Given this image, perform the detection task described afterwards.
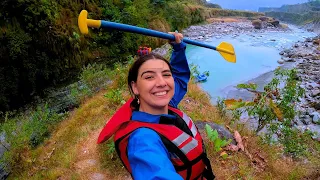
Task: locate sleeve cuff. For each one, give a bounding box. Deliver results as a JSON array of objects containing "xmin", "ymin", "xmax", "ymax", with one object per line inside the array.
[{"xmin": 171, "ymin": 42, "xmax": 187, "ymax": 51}]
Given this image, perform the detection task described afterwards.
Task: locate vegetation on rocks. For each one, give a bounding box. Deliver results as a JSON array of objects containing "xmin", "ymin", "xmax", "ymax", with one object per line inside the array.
[{"xmin": 224, "ymin": 68, "xmax": 319, "ymax": 157}]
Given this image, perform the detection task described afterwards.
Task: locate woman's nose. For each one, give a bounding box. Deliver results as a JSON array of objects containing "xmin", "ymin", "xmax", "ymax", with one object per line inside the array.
[{"xmin": 156, "ymin": 76, "xmax": 167, "ymax": 87}]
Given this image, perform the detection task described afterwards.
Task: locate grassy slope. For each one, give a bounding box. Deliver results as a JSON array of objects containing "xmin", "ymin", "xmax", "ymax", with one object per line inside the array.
[
  {"xmin": 10, "ymin": 65, "xmax": 320, "ymax": 179},
  {"xmin": 3, "ymin": 2, "xmax": 319, "ymax": 179}
]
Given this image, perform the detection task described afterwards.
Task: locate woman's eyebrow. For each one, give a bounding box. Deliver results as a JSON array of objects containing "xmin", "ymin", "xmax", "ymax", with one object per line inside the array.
[
  {"xmin": 141, "ymin": 70, "xmax": 155, "ymax": 77},
  {"xmin": 140, "ymin": 69, "xmax": 171, "ymax": 77},
  {"xmin": 162, "ymin": 69, "xmax": 171, "ymax": 73}
]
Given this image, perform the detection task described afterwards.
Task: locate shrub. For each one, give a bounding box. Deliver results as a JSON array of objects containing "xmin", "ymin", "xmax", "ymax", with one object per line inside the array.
[
  {"xmin": 224, "ymin": 68, "xmax": 308, "ymax": 157},
  {"xmin": 0, "ymin": 104, "xmax": 65, "ymax": 172}
]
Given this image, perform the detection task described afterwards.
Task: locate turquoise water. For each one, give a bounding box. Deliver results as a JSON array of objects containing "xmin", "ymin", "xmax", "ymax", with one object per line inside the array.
[{"xmin": 185, "ymin": 25, "xmax": 316, "ymax": 101}]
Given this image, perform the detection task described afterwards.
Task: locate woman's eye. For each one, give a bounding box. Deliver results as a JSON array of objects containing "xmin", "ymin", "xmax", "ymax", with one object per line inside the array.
[
  {"xmin": 163, "ymin": 74, "xmax": 172, "ymax": 77},
  {"xmin": 145, "ymin": 76, "xmax": 154, "ymax": 79}
]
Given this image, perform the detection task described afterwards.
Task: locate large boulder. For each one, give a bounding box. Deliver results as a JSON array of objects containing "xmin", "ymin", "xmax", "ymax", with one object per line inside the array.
[
  {"xmin": 259, "ymin": 16, "xmax": 268, "ymax": 21},
  {"xmin": 194, "ymin": 121, "xmax": 236, "ymax": 145},
  {"xmin": 313, "ymin": 39, "xmax": 320, "ymax": 45},
  {"xmin": 280, "ymin": 23, "xmax": 288, "ymax": 29},
  {"xmin": 268, "ymin": 20, "xmax": 280, "ymax": 27},
  {"xmin": 252, "ymin": 20, "xmax": 262, "ymax": 29}
]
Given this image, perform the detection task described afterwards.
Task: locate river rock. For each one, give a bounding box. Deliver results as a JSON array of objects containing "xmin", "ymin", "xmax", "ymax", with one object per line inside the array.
[
  {"xmin": 295, "ymin": 124, "xmax": 320, "ymax": 141},
  {"xmin": 269, "ymin": 20, "xmax": 280, "ymax": 27},
  {"xmin": 301, "ymin": 115, "xmax": 313, "ymax": 125},
  {"xmin": 306, "ymin": 38, "xmax": 313, "ymax": 42},
  {"xmin": 312, "ymin": 102, "xmax": 320, "ymax": 110},
  {"xmin": 307, "ymin": 124, "xmax": 320, "ymax": 140},
  {"xmin": 152, "ymin": 43, "xmax": 171, "ymax": 57},
  {"xmin": 306, "ymin": 82, "xmax": 319, "ymax": 89},
  {"xmin": 259, "ymin": 16, "xmax": 268, "ymax": 21},
  {"xmin": 194, "ymin": 121, "xmax": 236, "ymax": 145},
  {"xmin": 283, "ymin": 57, "xmax": 295, "ymax": 62},
  {"xmin": 311, "ymin": 112, "xmax": 320, "ymax": 124},
  {"xmin": 306, "ymin": 108, "xmax": 316, "ymax": 115},
  {"xmin": 252, "ymin": 20, "xmax": 262, "ymax": 29},
  {"xmin": 311, "ymin": 89, "xmax": 320, "ymax": 97},
  {"xmin": 277, "ymin": 59, "xmax": 284, "ymax": 64},
  {"xmin": 313, "ymin": 39, "xmax": 320, "ymax": 45}
]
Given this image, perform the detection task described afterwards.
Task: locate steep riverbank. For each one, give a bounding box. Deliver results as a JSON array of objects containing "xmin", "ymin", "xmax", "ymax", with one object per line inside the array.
[
  {"xmin": 154, "ymin": 17, "xmax": 320, "ymax": 140},
  {"xmin": 3, "ymin": 16, "xmax": 320, "ymax": 180},
  {"xmin": 201, "ymin": 19, "xmax": 320, "ymax": 140},
  {"xmin": 228, "ymin": 35, "xmax": 320, "ymax": 139}
]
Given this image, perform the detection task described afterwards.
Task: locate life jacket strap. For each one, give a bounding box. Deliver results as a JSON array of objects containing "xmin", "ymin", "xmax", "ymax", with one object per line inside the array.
[{"xmin": 202, "ymin": 153, "xmax": 215, "ymax": 180}]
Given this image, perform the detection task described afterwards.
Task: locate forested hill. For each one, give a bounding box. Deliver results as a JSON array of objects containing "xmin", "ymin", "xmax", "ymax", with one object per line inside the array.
[
  {"xmin": 258, "ymin": 0, "xmax": 320, "ymax": 25},
  {"xmin": 0, "ymin": 0, "xmax": 262, "ymax": 112}
]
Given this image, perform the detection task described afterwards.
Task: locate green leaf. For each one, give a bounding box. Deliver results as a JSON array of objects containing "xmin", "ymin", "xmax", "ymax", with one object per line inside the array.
[
  {"xmin": 205, "ymin": 124, "xmax": 218, "ymax": 141},
  {"xmin": 212, "ymin": 130, "xmax": 218, "ymax": 141},
  {"xmin": 205, "ymin": 124, "xmax": 213, "ymax": 139},
  {"xmin": 214, "ymin": 138, "xmax": 222, "ymax": 151},
  {"xmin": 220, "ymin": 139, "xmax": 232, "ymax": 147},
  {"xmin": 220, "ymin": 151, "xmax": 228, "ymax": 159}
]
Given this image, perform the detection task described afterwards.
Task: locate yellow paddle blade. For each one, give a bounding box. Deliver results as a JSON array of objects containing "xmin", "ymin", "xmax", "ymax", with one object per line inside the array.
[{"xmin": 216, "ymin": 42, "xmax": 236, "ymax": 63}]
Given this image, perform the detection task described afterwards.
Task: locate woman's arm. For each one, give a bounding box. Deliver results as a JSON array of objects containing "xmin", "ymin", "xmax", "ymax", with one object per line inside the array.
[
  {"xmin": 128, "ymin": 128, "xmax": 183, "ymax": 180},
  {"xmin": 169, "ymin": 41, "xmax": 190, "ymax": 108}
]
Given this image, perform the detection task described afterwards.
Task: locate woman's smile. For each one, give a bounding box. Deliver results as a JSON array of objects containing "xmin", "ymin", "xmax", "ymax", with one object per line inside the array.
[{"xmin": 153, "ymin": 91, "xmax": 168, "ymax": 96}]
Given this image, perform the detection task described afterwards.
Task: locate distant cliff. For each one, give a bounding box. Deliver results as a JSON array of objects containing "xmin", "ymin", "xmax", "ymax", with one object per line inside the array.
[
  {"xmin": 258, "ymin": 2, "xmax": 314, "ymax": 13},
  {"xmin": 258, "ymin": 1, "xmax": 320, "ymax": 26}
]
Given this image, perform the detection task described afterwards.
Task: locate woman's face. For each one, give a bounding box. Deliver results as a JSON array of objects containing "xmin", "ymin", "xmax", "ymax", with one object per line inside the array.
[{"xmin": 131, "ymin": 59, "xmax": 174, "ymax": 112}]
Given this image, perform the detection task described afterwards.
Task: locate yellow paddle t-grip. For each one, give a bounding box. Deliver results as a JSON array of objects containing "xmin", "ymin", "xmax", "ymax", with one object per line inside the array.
[{"xmin": 78, "ymin": 10, "xmax": 101, "ymax": 34}]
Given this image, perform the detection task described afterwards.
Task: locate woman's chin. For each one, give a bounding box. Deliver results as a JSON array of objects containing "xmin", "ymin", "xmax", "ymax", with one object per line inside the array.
[{"xmin": 152, "ymin": 99, "xmax": 171, "ymax": 108}]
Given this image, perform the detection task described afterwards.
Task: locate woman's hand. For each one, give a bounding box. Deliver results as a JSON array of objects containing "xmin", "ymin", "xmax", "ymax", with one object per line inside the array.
[{"xmin": 168, "ymin": 31, "xmax": 183, "ymax": 44}]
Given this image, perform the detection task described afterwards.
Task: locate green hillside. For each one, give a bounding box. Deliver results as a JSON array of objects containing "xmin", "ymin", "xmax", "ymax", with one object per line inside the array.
[
  {"xmin": 259, "ymin": 0, "xmax": 320, "ymax": 25},
  {"xmin": 0, "ymin": 0, "xmax": 261, "ymax": 112}
]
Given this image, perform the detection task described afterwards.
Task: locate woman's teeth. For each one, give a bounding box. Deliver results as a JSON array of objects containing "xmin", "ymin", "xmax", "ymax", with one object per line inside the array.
[{"xmin": 154, "ymin": 91, "xmax": 167, "ymax": 96}]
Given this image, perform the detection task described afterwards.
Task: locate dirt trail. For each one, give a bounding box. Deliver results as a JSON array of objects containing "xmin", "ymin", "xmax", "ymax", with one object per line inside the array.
[{"xmin": 72, "ymin": 129, "xmax": 131, "ymax": 180}]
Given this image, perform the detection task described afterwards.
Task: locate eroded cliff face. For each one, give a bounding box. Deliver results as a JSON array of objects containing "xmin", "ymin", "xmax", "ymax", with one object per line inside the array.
[{"xmin": 303, "ymin": 22, "xmax": 320, "ymax": 34}]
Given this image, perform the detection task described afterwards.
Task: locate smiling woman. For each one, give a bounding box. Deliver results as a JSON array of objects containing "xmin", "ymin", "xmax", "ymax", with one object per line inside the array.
[
  {"xmin": 97, "ymin": 32, "xmax": 215, "ymax": 180},
  {"xmin": 129, "ymin": 55, "xmax": 175, "ymax": 115}
]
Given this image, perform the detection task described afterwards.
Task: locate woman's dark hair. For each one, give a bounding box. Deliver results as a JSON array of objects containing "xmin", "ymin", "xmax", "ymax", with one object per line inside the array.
[{"xmin": 128, "ymin": 53, "xmax": 172, "ymax": 109}]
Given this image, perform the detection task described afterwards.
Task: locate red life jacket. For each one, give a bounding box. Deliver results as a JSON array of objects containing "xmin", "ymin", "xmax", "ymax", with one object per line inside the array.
[{"xmin": 97, "ymin": 99, "xmax": 215, "ymax": 180}]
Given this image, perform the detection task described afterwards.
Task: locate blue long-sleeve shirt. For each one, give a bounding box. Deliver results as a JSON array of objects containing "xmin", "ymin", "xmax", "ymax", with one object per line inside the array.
[{"xmin": 128, "ymin": 42, "xmax": 190, "ymax": 180}]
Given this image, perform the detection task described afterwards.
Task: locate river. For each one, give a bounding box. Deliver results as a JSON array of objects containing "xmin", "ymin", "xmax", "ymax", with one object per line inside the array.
[{"xmin": 185, "ymin": 25, "xmax": 317, "ymax": 103}]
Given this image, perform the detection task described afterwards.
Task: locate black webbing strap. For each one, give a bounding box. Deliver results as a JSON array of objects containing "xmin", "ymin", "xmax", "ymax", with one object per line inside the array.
[{"xmin": 202, "ymin": 153, "xmax": 215, "ymax": 180}]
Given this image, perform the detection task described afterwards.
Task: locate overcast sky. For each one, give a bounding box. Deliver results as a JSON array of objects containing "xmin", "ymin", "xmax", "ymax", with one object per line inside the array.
[{"xmin": 207, "ymin": 0, "xmax": 309, "ymax": 11}]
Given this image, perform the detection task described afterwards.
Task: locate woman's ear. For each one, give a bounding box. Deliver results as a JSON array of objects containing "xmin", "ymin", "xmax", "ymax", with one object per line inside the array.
[{"xmin": 131, "ymin": 81, "xmax": 139, "ymax": 95}]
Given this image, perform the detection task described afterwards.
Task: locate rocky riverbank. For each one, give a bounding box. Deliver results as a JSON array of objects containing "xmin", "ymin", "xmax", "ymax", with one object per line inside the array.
[
  {"xmin": 186, "ymin": 19, "xmax": 320, "ymax": 140},
  {"xmin": 283, "ymin": 36, "xmax": 320, "ymax": 140},
  {"xmin": 182, "ymin": 18, "xmax": 289, "ymax": 41},
  {"xmin": 232, "ymin": 35, "xmax": 320, "ymax": 140},
  {"xmin": 154, "ymin": 18, "xmax": 320, "ymax": 140},
  {"xmin": 153, "ymin": 18, "xmax": 290, "ymax": 59}
]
